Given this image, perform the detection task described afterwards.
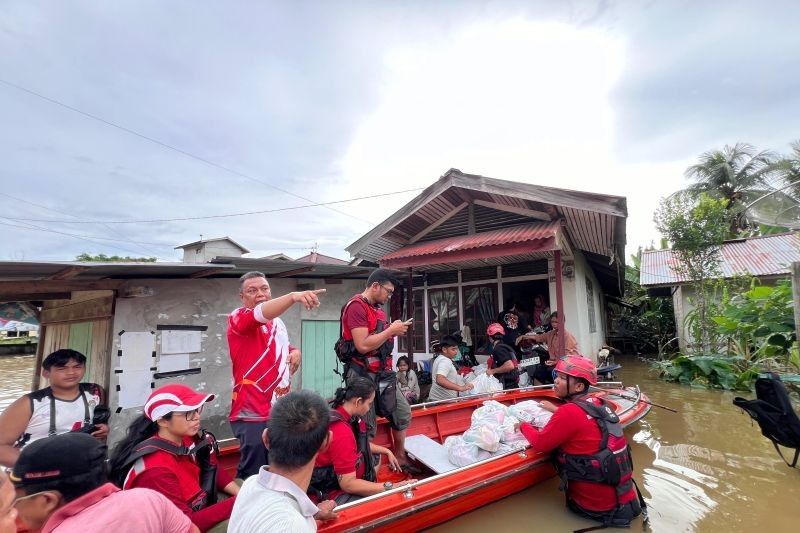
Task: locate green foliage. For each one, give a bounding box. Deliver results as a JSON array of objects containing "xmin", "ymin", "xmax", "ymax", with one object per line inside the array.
[
  {"xmin": 652, "ymin": 354, "xmax": 759, "ymax": 390},
  {"xmin": 76, "ymin": 253, "xmax": 157, "ymax": 263}
]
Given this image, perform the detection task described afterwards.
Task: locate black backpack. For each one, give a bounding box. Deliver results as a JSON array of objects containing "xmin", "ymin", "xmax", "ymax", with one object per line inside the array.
[{"xmin": 733, "ymin": 373, "xmax": 800, "ymax": 468}]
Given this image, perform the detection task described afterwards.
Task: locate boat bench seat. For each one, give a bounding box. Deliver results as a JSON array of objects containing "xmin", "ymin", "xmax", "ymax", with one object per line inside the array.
[{"xmin": 404, "ymin": 434, "xmax": 457, "ymax": 475}]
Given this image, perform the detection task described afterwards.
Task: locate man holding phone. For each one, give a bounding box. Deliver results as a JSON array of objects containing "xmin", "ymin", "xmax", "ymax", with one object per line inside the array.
[{"xmin": 339, "ymin": 269, "xmax": 416, "ymax": 471}]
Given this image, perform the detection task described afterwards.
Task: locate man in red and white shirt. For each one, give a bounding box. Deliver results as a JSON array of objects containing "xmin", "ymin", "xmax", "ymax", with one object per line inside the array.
[{"xmin": 228, "ymin": 271, "xmax": 325, "ymax": 479}]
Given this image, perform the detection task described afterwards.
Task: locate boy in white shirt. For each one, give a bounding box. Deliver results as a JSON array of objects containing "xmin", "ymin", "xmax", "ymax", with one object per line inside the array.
[{"xmin": 427, "ymin": 336, "xmax": 473, "ymax": 402}]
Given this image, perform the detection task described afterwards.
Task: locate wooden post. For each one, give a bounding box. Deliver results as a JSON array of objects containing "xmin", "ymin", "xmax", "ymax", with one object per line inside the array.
[
  {"xmin": 554, "ymin": 250, "xmax": 566, "ymax": 357},
  {"xmin": 792, "ymin": 262, "xmax": 800, "ymax": 347},
  {"xmin": 407, "ymin": 268, "xmax": 414, "ymax": 362}
]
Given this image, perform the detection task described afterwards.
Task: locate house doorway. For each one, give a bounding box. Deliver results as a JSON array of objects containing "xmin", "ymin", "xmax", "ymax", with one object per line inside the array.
[{"xmin": 501, "ymin": 280, "xmax": 551, "ymax": 331}]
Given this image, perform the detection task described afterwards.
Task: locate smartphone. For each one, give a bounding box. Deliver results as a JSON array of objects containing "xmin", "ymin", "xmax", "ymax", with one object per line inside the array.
[{"xmin": 404, "ymin": 318, "xmax": 414, "ymax": 325}]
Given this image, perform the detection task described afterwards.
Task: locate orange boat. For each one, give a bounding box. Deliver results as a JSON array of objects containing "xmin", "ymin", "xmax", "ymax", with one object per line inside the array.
[{"xmin": 218, "ymin": 383, "xmax": 651, "ymax": 532}]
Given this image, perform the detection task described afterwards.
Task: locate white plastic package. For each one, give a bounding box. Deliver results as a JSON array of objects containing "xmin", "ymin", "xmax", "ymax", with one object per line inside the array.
[
  {"xmin": 445, "ymin": 435, "xmax": 492, "ymax": 466},
  {"xmin": 508, "ymin": 400, "xmax": 554, "ymax": 428}
]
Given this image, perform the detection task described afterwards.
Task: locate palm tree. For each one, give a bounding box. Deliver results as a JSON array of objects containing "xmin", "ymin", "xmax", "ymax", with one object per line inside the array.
[
  {"xmin": 681, "ymin": 143, "xmax": 775, "ymax": 235},
  {"xmin": 741, "ymin": 140, "xmax": 800, "ymax": 230}
]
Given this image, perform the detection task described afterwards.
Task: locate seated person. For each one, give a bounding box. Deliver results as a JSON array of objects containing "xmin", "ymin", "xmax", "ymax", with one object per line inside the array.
[
  {"xmin": 427, "ymin": 336, "xmax": 474, "ymax": 402},
  {"xmin": 517, "ymin": 311, "xmax": 580, "ymax": 384},
  {"xmin": 109, "ymin": 384, "xmax": 239, "ymax": 532},
  {"xmin": 311, "ymin": 377, "xmax": 416, "ymax": 504},
  {"xmin": 11, "ymin": 432, "xmax": 197, "ymax": 533},
  {"xmin": 0, "ymin": 349, "xmax": 109, "ymax": 468},
  {"xmin": 396, "ymin": 356, "xmax": 420, "ymax": 404},
  {"xmin": 486, "ymin": 324, "xmax": 520, "ymax": 390},
  {"xmin": 229, "ymin": 391, "xmax": 337, "ymax": 533}
]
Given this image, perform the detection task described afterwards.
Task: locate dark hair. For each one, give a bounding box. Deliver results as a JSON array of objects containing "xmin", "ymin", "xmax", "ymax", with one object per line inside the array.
[
  {"xmin": 108, "ymin": 413, "xmax": 172, "ymax": 487},
  {"xmin": 42, "ymin": 349, "xmax": 86, "ymax": 371},
  {"xmin": 331, "ymin": 376, "xmax": 376, "ymax": 408},
  {"xmin": 396, "ymin": 356, "xmax": 411, "ymax": 369},
  {"xmin": 366, "ymin": 268, "xmax": 399, "ymax": 289},
  {"xmin": 440, "ymin": 335, "xmax": 459, "ymax": 347},
  {"xmin": 267, "ymin": 391, "xmax": 330, "ymax": 469},
  {"xmin": 239, "ymin": 271, "xmax": 267, "ymax": 290},
  {"xmin": 549, "ymin": 310, "xmax": 559, "ymax": 319}
]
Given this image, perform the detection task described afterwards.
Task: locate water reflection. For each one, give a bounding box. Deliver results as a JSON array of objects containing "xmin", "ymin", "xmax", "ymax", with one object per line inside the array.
[
  {"xmin": 430, "ymin": 357, "xmax": 800, "ymax": 533},
  {"xmin": 0, "ymin": 354, "xmax": 35, "ymax": 411}
]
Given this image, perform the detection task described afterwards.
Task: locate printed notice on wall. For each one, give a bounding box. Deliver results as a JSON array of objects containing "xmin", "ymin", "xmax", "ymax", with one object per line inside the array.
[
  {"xmin": 118, "ymin": 368, "xmax": 153, "ymax": 408},
  {"xmin": 158, "ymin": 353, "xmax": 191, "ymax": 373},
  {"xmin": 119, "ymin": 331, "xmax": 155, "ymax": 370},
  {"xmin": 161, "ymin": 329, "xmax": 202, "ymax": 354}
]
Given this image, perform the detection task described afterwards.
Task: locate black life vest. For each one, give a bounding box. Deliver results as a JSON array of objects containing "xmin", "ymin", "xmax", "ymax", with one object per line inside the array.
[
  {"xmin": 309, "ymin": 409, "xmax": 375, "ymax": 500},
  {"xmin": 556, "ymin": 398, "xmax": 642, "ymax": 527},
  {"xmin": 734, "ymin": 373, "xmax": 800, "ymax": 468},
  {"xmin": 115, "ymin": 430, "xmax": 219, "ymax": 511},
  {"xmin": 490, "ymin": 342, "xmax": 520, "ymax": 389}
]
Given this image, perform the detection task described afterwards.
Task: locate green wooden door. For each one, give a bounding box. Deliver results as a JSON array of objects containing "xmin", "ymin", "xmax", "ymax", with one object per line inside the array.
[
  {"xmin": 300, "ymin": 320, "xmax": 341, "ymax": 400},
  {"xmin": 68, "ymin": 322, "xmax": 93, "ymax": 381}
]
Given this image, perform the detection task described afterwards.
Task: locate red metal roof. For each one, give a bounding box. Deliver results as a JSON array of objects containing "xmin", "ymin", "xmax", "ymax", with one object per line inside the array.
[
  {"xmin": 640, "ymin": 232, "xmax": 800, "ymax": 286},
  {"xmin": 379, "ymin": 222, "xmax": 561, "ymax": 269}
]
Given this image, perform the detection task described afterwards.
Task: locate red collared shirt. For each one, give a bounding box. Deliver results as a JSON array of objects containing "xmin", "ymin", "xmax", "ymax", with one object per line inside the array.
[{"xmin": 41, "ymin": 483, "xmax": 193, "ymax": 533}]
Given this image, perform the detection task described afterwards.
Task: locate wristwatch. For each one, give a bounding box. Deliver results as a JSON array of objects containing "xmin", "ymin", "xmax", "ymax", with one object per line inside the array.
[{"xmin": 383, "ymin": 481, "xmax": 394, "ymax": 491}]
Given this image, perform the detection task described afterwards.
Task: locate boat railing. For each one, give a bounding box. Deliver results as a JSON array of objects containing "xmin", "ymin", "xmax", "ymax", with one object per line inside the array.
[{"xmin": 412, "ymin": 381, "xmax": 623, "ymax": 410}]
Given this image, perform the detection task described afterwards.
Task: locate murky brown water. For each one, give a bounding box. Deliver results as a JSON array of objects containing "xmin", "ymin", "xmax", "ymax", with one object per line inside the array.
[
  {"xmin": 0, "ymin": 354, "xmax": 35, "ymax": 411},
  {"xmin": 430, "ymin": 357, "xmax": 800, "ymax": 533},
  {"xmin": 2, "ymin": 355, "xmax": 798, "ymax": 532}
]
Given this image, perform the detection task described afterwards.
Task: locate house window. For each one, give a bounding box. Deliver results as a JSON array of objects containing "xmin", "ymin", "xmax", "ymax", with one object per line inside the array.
[
  {"xmin": 586, "ymin": 276, "xmax": 597, "ymax": 333},
  {"xmin": 462, "ymin": 284, "xmax": 497, "ymax": 354},
  {"xmin": 398, "ymin": 290, "xmax": 425, "ymax": 352},
  {"xmin": 428, "ymin": 287, "xmax": 460, "ymax": 344}
]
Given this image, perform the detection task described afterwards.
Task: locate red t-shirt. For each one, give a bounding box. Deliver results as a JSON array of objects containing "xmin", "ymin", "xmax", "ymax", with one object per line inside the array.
[
  {"xmin": 342, "ymin": 295, "xmax": 392, "ymax": 373},
  {"xmin": 124, "ymin": 436, "xmax": 236, "ymax": 532},
  {"xmin": 520, "ymin": 399, "xmax": 630, "ymax": 512},
  {"xmin": 227, "ymin": 307, "xmax": 294, "ymax": 421},
  {"xmin": 313, "ymin": 406, "xmax": 366, "ymax": 501}
]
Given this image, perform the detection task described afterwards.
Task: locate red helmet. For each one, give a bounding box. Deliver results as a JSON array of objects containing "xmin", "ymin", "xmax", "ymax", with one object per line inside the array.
[
  {"xmin": 486, "ymin": 323, "xmax": 505, "ymax": 337},
  {"xmin": 555, "ymin": 355, "xmax": 598, "ymax": 385}
]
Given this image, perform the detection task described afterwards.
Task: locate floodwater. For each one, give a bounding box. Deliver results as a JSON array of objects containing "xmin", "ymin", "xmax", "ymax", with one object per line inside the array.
[
  {"xmin": 430, "ymin": 357, "xmax": 800, "ymax": 533},
  {"xmin": 2, "ymin": 355, "xmax": 798, "ymax": 532}
]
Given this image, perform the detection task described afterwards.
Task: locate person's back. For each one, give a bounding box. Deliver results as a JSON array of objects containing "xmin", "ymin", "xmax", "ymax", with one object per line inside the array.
[{"xmin": 229, "ymin": 471, "xmax": 318, "ymax": 533}]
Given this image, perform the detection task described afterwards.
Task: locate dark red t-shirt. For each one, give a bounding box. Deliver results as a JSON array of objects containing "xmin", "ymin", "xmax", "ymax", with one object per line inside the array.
[
  {"xmin": 313, "ymin": 406, "xmax": 366, "ymax": 500},
  {"xmin": 520, "ymin": 398, "xmax": 634, "ymax": 511},
  {"xmin": 341, "ymin": 295, "xmax": 392, "ymax": 373}
]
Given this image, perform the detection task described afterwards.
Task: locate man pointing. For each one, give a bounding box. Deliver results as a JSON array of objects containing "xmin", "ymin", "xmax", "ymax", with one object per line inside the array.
[{"xmin": 227, "ymin": 271, "xmax": 325, "ymax": 479}]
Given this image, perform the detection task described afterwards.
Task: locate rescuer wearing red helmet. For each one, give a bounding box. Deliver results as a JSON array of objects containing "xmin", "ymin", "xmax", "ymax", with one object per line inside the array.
[
  {"xmin": 517, "ymin": 355, "xmax": 645, "ymax": 528},
  {"xmin": 484, "ymin": 323, "xmax": 519, "ymax": 390}
]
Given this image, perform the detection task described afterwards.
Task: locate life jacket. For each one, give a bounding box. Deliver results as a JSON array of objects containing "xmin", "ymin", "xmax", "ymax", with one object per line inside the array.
[
  {"xmin": 734, "ymin": 373, "xmax": 800, "ymax": 468},
  {"xmin": 335, "ymin": 295, "xmax": 394, "ymax": 373},
  {"xmin": 555, "ymin": 398, "xmax": 643, "ymax": 528},
  {"xmin": 309, "ymin": 409, "xmax": 376, "ymax": 500},
  {"xmin": 118, "ymin": 430, "xmax": 219, "ymax": 511},
  {"xmin": 489, "ymin": 343, "xmax": 520, "ymax": 388}
]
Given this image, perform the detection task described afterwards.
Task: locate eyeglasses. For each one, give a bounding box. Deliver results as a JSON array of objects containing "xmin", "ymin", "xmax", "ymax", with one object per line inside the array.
[
  {"xmin": 379, "ymin": 284, "xmax": 394, "ymax": 296},
  {"xmin": 244, "ymin": 286, "xmax": 271, "ymax": 296},
  {"xmin": 182, "ymin": 407, "xmax": 203, "ymax": 421}
]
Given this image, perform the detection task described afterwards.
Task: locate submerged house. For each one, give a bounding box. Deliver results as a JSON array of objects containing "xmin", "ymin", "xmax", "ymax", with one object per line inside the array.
[
  {"xmin": 348, "ymin": 168, "xmax": 628, "ymax": 362},
  {"xmin": 640, "ymin": 232, "xmax": 800, "ymax": 351}
]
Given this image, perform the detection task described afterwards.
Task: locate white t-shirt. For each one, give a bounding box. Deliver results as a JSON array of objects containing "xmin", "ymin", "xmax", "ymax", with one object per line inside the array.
[
  {"xmin": 16, "ymin": 384, "xmax": 102, "ymax": 449},
  {"xmin": 229, "ymin": 467, "xmax": 319, "ymax": 533},
  {"xmin": 427, "ymin": 356, "xmax": 459, "ymax": 402}
]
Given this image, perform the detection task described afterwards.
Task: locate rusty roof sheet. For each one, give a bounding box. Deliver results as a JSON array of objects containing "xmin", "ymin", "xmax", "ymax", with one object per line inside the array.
[
  {"xmin": 640, "ymin": 232, "xmax": 800, "ymax": 286},
  {"xmin": 380, "ymin": 221, "xmax": 561, "ymax": 263}
]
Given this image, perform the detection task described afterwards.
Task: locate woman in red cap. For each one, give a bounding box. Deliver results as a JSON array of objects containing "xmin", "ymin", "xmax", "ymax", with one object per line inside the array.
[
  {"xmin": 517, "ymin": 355, "xmax": 644, "ymax": 529},
  {"xmin": 109, "ymin": 384, "xmax": 239, "ymax": 532}
]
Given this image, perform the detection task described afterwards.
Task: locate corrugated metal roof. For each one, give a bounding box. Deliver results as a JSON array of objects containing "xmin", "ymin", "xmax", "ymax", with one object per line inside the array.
[
  {"xmin": 640, "ymin": 232, "xmax": 800, "ymax": 286},
  {"xmin": 380, "ymin": 222, "xmax": 561, "ymax": 264}
]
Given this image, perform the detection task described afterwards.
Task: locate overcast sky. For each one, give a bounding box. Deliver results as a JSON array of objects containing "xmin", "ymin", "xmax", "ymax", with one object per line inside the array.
[{"xmin": 1, "ymin": 0, "xmax": 799, "ymax": 263}]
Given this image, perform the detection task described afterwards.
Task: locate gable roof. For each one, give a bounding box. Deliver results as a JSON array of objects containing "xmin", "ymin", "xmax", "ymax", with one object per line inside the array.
[
  {"xmin": 295, "ymin": 252, "xmax": 349, "ymax": 265},
  {"xmin": 640, "ymin": 232, "xmax": 800, "ymax": 286},
  {"xmin": 175, "ymin": 237, "xmax": 250, "ymax": 254}
]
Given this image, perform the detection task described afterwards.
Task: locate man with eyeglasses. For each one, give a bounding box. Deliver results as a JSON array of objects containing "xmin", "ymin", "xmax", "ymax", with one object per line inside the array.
[
  {"xmin": 11, "ymin": 432, "xmax": 198, "ymax": 533},
  {"xmin": 339, "ymin": 269, "xmax": 415, "ymax": 470},
  {"xmin": 227, "ymin": 271, "xmax": 326, "ymax": 480}
]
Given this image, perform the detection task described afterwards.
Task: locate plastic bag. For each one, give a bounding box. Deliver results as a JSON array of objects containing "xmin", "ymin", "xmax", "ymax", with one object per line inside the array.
[
  {"xmin": 471, "ymin": 400, "xmax": 507, "ymax": 426},
  {"xmin": 462, "ymin": 424, "xmax": 501, "ymax": 452},
  {"xmin": 467, "ymin": 373, "xmax": 503, "ymax": 395},
  {"xmin": 472, "ymin": 363, "xmax": 488, "ymax": 376},
  {"xmin": 498, "ymin": 415, "xmax": 527, "ymax": 444},
  {"xmin": 518, "ymin": 372, "xmax": 530, "ymax": 387},
  {"xmin": 508, "ymin": 400, "xmax": 553, "ymax": 428},
  {"xmin": 445, "ymin": 435, "xmax": 492, "ymax": 467}
]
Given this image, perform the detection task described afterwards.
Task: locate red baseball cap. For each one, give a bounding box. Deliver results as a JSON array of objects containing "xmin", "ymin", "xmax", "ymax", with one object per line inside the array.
[{"xmin": 144, "ymin": 384, "xmax": 215, "ymax": 421}]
